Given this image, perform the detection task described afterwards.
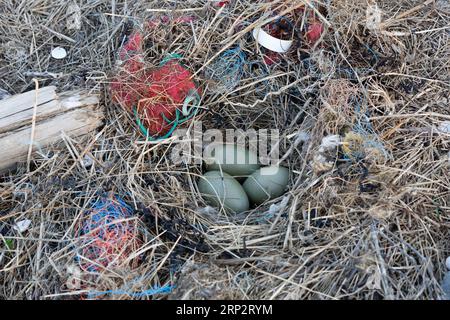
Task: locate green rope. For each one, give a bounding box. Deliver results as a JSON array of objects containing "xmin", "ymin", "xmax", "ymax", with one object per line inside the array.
[
  {"xmin": 133, "ymin": 53, "xmax": 200, "ymax": 141},
  {"xmin": 159, "ymin": 53, "xmax": 183, "ymax": 67},
  {"xmin": 134, "ymin": 90, "xmax": 201, "ymax": 141},
  {"xmin": 134, "ymin": 106, "xmax": 180, "ymax": 141}
]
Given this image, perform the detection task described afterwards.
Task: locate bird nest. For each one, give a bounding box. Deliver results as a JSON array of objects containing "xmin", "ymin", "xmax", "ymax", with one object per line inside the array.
[{"xmin": 0, "ymin": 0, "xmax": 449, "ymax": 300}]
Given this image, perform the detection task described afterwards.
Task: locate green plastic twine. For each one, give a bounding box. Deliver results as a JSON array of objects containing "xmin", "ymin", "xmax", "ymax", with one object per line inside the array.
[
  {"xmin": 134, "ymin": 90, "xmax": 201, "ymax": 141},
  {"xmin": 159, "ymin": 53, "xmax": 183, "ymax": 67},
  {"xmin": 134, "ymin": 53, "xmax": 200, "ymax": 141}
]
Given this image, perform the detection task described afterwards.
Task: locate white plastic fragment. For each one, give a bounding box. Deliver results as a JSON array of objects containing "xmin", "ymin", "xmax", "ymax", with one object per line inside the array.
[
  {"xmin": 67, "ymin": 264, "xmax": 82, "ymax": 276},
  {"xmin": 267, "ymin": 195, "xmax": 289, "ymax": 217},
  {"xmin": 13, "ymin": 219, "xmax": 32, "ymax": 233},
  {"xmin": 366, "ymin": 3, "xmax": 382, "ymax": 31},
  {"xmin": 66, "ymin": 264, "xmax": 82, "ymax": 290},
  {"xmin": 4, "ymin": 40, "xmax": 27, "ymax": 62},
  {"xmin": 293, "ymin": 131, "xmax": 310, "ymax": 144},
  {"xmin": 198, "ymin": 206, "xmax": 218, "ymax": 216},
  {"xmin": 446, "ymin": 256, "xmax": 450, "ymax": 271},
  {"xmin": 319, "ymin": 134, "xmax": 342, "ymax": 152},
  {"xmin": 438, "ymin": 121, "xmax": 450, "ymax": 134},
  {"xmin": 82, "ymin": 155, "xmax": 94, "ymax": 168},
  {"xmin": 51, "ymin": 47, "xmax": 67, "ymax": 60},
  {"xmin": 252, "ymin": 27, "xmax": 293, "ymax": 53},
  {"xmin": 0, "ymin": 88, "xmax": 11, "ymax": 100},
  {"xmin": 312, "ymin": 135, "xmax": 342, "ymax": 174},
  {"xmin": 66, "ymin": 2, "xmax": 82, "ymax": 30}
]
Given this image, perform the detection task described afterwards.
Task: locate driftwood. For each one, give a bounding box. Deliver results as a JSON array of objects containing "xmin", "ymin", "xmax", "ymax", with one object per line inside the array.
[{"xmin": 0, "ymin": 86, "xmax": 103, "ymax": 172}]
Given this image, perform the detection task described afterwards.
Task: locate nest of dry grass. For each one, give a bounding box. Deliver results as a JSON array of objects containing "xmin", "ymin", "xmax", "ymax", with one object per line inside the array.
[{"xmin": 0, "ymin": 0, "xmax": 449, "ymax": 300}]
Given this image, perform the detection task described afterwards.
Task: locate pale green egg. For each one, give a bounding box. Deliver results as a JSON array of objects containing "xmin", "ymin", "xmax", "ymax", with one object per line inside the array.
[
  {"xmin": 198, "ymin": 171, "xmax": 250, "ymax": 213},
  {"xmin": 204, "ymin": 143, "xmax": 260, "ymax": 179},
  {"xmin": 243, "ymin": 166, "xmax": 289, "ymax": 205}
]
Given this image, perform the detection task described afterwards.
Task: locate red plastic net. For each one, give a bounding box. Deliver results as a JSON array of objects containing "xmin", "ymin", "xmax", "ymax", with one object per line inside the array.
[{"xmin": 110, "ymin": 31, "xmax": 199, "ymax": 137}]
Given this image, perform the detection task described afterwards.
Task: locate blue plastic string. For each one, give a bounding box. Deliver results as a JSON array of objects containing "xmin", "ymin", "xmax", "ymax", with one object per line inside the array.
[
  {"xmin": 87, "ymin": 283, "xmax": 174, "ymax": 299},
  {"xmin": 76, "ymin": 195, "xmax": 140, "ymax": 273},
  {"xmin": 207, "ymin": 47, "xmax": 247, "ymax": 92},
  {"xmin": 351, "ymin": 94, "xmax": 389, "ymax": 159}
]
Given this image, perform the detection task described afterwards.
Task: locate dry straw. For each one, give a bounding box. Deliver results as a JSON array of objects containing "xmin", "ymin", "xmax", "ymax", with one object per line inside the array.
[{"xmin": 0, "ymin": 0, "xmax": 449, "ymax": 300}]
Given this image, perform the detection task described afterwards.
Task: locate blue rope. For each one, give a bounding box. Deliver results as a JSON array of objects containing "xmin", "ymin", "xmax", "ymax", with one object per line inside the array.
[
  {"xmin": 76, "ymin": 195, "xmax": 136, "ymax": 273},
  {"xmin": 80, "ymin": 195, "xmax": 133, "ymax": 236},
  {"xmin": 87, "ymin": 284, "xmax": 174, "ymax": 299},
  {"xmin": 207, "ymin": 47, "xmax": 247, "ymax": 92}
]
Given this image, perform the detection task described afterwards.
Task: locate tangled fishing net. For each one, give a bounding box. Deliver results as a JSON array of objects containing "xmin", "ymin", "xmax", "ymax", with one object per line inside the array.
[
  {"xmin": 206, "ymin": 47, "xmax": 247, "ymax": 93},
  {"xmin": 75, "ymin": 195, "xmax": 143, "ymax": 273},
  {"xmin": 111, "ymin": 31, "xmax": 200, "ymax": 140}
]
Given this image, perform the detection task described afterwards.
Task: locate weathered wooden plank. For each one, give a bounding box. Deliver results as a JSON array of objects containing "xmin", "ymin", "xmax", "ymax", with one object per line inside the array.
[
  {"xmin": 0, "ymin": 87, "xmax": 103, "ymax": 172},
  {"xmin": 0, "ymin": 86, "xmax": 57, "ymax": 132},
  {"xmin": 0, "ymin": 87, "xmax": 99, "ymax": 134},
  {"xmin": 0, "ymin": 106, "xmax": 103, "ymax": 171}
]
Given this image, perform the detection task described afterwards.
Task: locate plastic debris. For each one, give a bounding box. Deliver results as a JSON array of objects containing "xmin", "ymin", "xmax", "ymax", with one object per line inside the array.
[
  {"xmin": 198, "ymin": 206, "xmax": 219, "ymax": 216},
  {"xmin": 209, "ymin": 0, "xmax": 230, "ymax": 7},
  {"xmin": 51, "ymin": 47, "xmax": 67, "ymax": 59},
  {"xmin": 66, "ymin": 264, "xmax": 82, "ymax": 290},
  {"xmin": 75, "ymin": 194, "xmax": 143, "ymax": 272},
  {"xmin": 260, "ymin": 195, "xmax": 290, "ymax": 222},
  {"xmin": 253, "ymin": 27, "xmax": 293, "ymax": 53},
  {"xmin": 312, "ymin": 135, "xmax": 342, "ymax": 175},
  {"xmin": 87, "ymin": 283, "xmax": 173, "ymax": 299},
  {"xmin": 4, "ymin": 40, "xmax": 27, "ymax": 62},
  {"xmin": 82, "ymin": 155, "xmax": 94, "ymax": 168},
  {"xmin": 13, "ymin": 219, "xmax": 32, "ymax": 233},
  {"xmin": 147, "ymin": 15, "xmax": 196, "ymax": 28},
  {"xmin": 206, "ymin": 47, "xmax": 246, "ymax": 92},
  {"xmin": 352, "ymin": 94, "xmax": 389, "ymax": 161},
  {"xmin": 442, "ymin": 271, "xmax": 450, "ymax": 300},
  {"xmin": 366, "ymin": 2, "xmax": 383, "ymax": 32},
  {"xmin": 446, "ymin": 256, "xmax": 450, "ymax": 271},
  {"xmin": 66, "ymin": 2, "xmax": 82, "ymax": 30},
  {"xmin": 319, "ymin": 135, "xmax": 342, "ymax": 152},
  {"xmin": 263, "ymin": 50, "xmax": 281, "ymax": 66},
  {"xmin": 253, "ymin": 17, "xmax": 295, "ymax": 53},
  {"xmin": 438, "ymin": 121, "xmax": 450, "ymax": 134},
  {"xmin": 306, "ymin": 19, "xmax": 324, "ymax": 44},
  {"xmin": 110, "ymin": 31, "xmax": 201, "ymax": 140},
  {"xmin": 0, "ymin": 88, "xmax": 11, "ymax": 100}
]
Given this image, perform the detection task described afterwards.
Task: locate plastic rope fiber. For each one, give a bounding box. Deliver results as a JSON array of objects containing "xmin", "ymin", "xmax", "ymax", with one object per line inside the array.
[{"xmin": 134, "ymin": 53, "xmax": 200, "ymax": 141}]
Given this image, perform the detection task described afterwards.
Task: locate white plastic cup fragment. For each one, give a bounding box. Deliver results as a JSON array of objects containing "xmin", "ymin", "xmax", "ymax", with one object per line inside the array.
[
  {"xmin": 51, "ymin": 47, "xmax": 67, "ymax": 59},
  {"xmin": 252, "ymin": 27, "xmax": 293, "ymax": 53}
]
